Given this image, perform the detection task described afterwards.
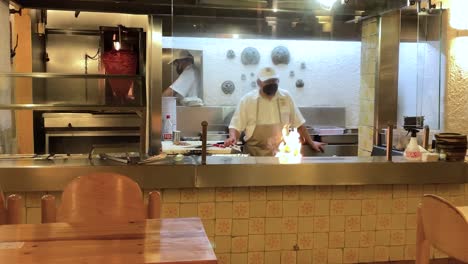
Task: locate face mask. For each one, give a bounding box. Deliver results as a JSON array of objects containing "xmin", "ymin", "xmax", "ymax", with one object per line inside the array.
[
  {"xmin": 262, "ymin": 83, "xmax": 278, "ymax": 96},
  {"xmin": 176, "ymin": 65, "xmax": 184, "ymax": 75}
]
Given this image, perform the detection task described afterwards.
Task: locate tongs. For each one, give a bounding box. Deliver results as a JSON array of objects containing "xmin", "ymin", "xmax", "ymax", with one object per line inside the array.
[{"xmin": 98, "ymin": 153, "xmax": 131, "ymax": 164}]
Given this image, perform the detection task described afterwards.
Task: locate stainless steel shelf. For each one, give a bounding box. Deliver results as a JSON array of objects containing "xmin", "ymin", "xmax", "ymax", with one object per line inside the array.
[{"xmin": 0, "ymin": 72, "xmax": 144, "ymax": 79}]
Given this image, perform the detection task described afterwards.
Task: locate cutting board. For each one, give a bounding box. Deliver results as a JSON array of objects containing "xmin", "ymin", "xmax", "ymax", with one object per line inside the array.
[{"xmin": 162, "ymin": 141, "xmax": 232, "ymax": 155}]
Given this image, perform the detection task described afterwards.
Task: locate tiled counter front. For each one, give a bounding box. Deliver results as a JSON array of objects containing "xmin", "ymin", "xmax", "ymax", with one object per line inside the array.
[{"xmin": 19, "ymin": 184, "xmax": 468, "ymax": 264}]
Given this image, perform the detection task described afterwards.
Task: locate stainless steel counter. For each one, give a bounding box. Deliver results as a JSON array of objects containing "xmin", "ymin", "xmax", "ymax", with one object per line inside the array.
[{"xmin": 0, "ymin": 155, "xmax": 466, "ymax": 191}]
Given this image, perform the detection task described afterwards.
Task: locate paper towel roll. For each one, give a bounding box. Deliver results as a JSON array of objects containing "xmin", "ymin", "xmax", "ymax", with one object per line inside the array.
[{"xmin": 162, "ymin": 97, "xmax": 177, "ymax": 130}]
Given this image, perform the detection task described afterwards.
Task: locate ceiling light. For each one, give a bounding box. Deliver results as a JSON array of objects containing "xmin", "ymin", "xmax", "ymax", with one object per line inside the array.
[
  {"xmin": 273, "ymin": 8, "xmax": 278, "ymax": 13},
  {"xmin": 317, "ymin": 0, "xmax": 337, "ymax": 11}
]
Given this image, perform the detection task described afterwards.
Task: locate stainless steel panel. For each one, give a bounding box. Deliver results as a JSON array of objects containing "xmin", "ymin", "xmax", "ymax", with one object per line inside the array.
[
  {"xmin": 374, "ymin": 10, "xmax": 400, "ymax": 135},
  {"xmin": 0, "ymin": 156, "xmax": 465, "ymax": 191},
  {"xmin": 302, "ymin": 145, "xmax": 358, "ymax": 157},
  {"xmin": 196, "ymin": 156, "xmax": 467, "ymax": 187},
  {"xmin": 43, "ymin": 113, "xmax": 141, "ymax": 128},
  {"xmin": 148, "ymin": 16, "xmax": 163, "ymax": 155},
  {"xmin": 300, "ymin": 107, "xmax": 346, "ymax": 127}
]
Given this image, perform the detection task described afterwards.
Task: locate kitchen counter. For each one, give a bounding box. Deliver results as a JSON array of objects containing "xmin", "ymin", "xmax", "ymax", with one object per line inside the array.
[{"xmin": 0, "ymin": 155, "xmax": 466, "ymax": 191}]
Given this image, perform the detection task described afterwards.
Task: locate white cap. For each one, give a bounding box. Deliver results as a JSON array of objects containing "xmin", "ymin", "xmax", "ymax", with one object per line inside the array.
[
  {"xmin": 168, "ymin": 50, "xmax": 193, "ymax": 64},
  {"xmin": 257, "ymin": 67, "xmax": 279, "ymax": 82}
]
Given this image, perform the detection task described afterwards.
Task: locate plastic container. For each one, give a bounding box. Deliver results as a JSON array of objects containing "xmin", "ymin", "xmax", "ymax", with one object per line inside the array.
[
  {"xmin": 163, "ymin": 115, "xmax": 173, "ymax": 141},
  {"xmin": 404, "ymin": 131, "xmax": 422, "ymax": 161}
]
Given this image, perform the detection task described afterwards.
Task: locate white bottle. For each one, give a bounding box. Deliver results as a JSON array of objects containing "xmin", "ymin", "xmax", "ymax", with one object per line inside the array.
[
  {"xmin": 404, "ymin": 130, "xmax": 422, "ymax": 161},
  {"xmin": 163, "ymin": 115, "xmax": 173, "ymax": 141}
]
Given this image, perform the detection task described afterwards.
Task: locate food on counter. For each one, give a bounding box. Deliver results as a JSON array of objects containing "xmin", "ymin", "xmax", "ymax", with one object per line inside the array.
[
  {"xmin": 138, "ymin": 153, "xmax": 168, "ymax": 164},
  {"xmin": 174, "ymin": 153, "xmax": 184, "ymax": 161},
  {"xmin": 173, "ymin": 141, "xmax": 190, "ymax": 146}
]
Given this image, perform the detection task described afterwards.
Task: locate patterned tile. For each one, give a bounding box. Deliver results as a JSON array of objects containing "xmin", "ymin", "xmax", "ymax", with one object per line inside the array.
[
  {"xmin": 250, "ymin": 187, "xmax": 266, "ymax": 201},
  {"xmin": 328, "ymin": 249, "xmax": 343, "ymax": 264},
  {"xmin": 298, "ymin": 201, "xmax": 315, "ymax": 216},
  {"xmin": 248, "ymin": 218, "xmax": 265, "ymax": 234},
  {"xmin": 345, "ymin": 216, "xmax": 361, "ymax": 232},
  {"xmin": 298, "ymin": 233, "xmax": 314, "ymax": 249},
  {"xmin": 359, "ymin": 231, "xmax": 375, "ymax": 247},
  {"xmin": 216, "ymin": 188, "xmax": 233, "ymax": 201},
  {"xmin": 248, "ymin": 252, "xmax": 264, "ymax": 264},
  {"xmin": 374, "ymin": 246, "xmax": 390, "ymax": 262},
  {"xmin": 314, "ymin": 216, "xmax": 330, "ymax": 232},
  {"xmin": 343, "ymin": 248, "xmax": 359, "ymax": 263},
  {"xmin": 281, "ymin": 234, "xmax": 297, "ymax": 250},
  {"xmin": 281, "ymin": 251, "xmax": 297, "ymax": 264},
  {"xmin": 283, "ymin": 186, "xmax": 300, "ymax": 200},
  {"xmin": 216, "ymin": 219, "xmax": 232, "ymax": 235},
  {"xmin": 265, "ymin": 234, "xmax": 281, "ymax": 251},
  {"xmin": 233, "ymin": 202, "xmax": 250, "ymax": 219},
  {"xmin": 161, "ymin": 203, "xmax": 180, "ymax": 218},
  {"xmin": 329, "ymin": 232, "xmax": 345, "ymax": 248},
  {"xmin": 266, "ymin": 201, "xmax": 283, "ymax": 217},
  {"xmin": 198, "ymin": 202, "xmax": 215, "ymax": 219},
  {"xmin": 313, "ymin": 248, "xmax": 328, "ymax": 264},
  {"xmin": 232, "ymin": 236, "xmax": 248, "ymax": 253},
  {"xmin": 180, "ymin": 188, "xmax": 198, "ymax": 202},
  {"xmin": 282, "ymin": 217, "xmax": 298, "ymax": 233}
]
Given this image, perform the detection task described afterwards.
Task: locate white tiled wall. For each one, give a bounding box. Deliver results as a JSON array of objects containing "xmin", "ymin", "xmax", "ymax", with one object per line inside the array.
[{"xmin": 163, "ymin": 37, "xmax": 361, "ymax": 127}]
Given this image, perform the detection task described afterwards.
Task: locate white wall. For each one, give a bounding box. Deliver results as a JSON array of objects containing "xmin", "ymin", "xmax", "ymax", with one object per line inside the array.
[{"xmin": 163, "ymin": 37, "xmax": 361, "ymax": 127}]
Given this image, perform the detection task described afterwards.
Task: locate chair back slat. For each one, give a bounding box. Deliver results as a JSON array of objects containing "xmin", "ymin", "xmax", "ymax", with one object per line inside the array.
[
  {"xmin": 57, "ymin": 173, "xmax": 146, "ymax": 224},
  {"xmin": 147, "ymin": 191, "xmax": 161, "ymax": 219},
  {"xmin": 6, "ymin": 194, "xmax": 23, "ymax": 224},
  {"xmin": 41, "ymin": 194, "xmax": 56, "ymax": 223},
  {"xmin": 0, "ymin": 192, "xmax": 6, "ymax": 224}
]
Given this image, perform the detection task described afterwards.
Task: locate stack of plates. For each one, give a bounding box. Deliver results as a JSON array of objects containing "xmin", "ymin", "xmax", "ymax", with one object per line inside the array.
[{"xmin": 435, "ymin": 133, "xmax": 467, "ymax": 161}]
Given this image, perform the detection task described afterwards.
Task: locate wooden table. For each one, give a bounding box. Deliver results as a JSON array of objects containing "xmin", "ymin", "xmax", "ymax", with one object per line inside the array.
[{"xmin": 0, "ymin": 217, "xmax": 217, "ymax": 264}]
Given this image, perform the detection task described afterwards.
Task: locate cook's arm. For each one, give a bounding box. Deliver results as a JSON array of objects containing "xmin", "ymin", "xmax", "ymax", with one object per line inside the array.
[
  {"xmin": 225, "ymin": 128, "xmax": 240, "ymax": 147},
  {"xmin": 162, "ymin": 87, "xmax": 174, "ymax": 97},
  {"xmin": 297, "ymin": 125, "xmax": 325, "ymax": 152}
]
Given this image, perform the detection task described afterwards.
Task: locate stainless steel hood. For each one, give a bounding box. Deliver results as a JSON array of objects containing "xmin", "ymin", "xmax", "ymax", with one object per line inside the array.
[{"xmin": 11, "ymin": 0, "xmax": 409, "ymax": 18}]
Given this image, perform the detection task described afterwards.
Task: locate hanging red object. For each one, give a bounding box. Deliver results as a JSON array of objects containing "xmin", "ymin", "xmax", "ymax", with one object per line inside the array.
[{"xmin": 101, "ymin": 50, "xmax": 137, "ymax": 98}]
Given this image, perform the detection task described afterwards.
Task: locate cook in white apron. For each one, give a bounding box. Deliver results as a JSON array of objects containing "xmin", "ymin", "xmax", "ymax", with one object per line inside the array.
[{"xmin": 244, "ymin": 98, "xmax": 290, "ymax": 156}]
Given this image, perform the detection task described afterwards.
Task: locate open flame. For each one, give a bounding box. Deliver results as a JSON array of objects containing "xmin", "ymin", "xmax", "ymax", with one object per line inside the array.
[{"xmin": 275, "ymin": 126, "xmax": 302, "ymax": 164}]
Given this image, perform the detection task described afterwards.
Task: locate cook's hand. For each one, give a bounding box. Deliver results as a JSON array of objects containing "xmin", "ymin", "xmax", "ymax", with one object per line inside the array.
[
  {"xmin": 224, "ymin": 137, "xmax": 237, "ymax": 147},
  {"xmin": 309, "ymin": 141, "xmax": 326, "ymax": 153}
]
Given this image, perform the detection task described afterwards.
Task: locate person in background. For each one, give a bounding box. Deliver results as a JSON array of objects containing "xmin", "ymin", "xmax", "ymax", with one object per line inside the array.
[
  {"xmin": 224, "ymin": 67, "xmax": 325, "ymax": 156},
  {"xmin": 162, "ymin": 50, "xmax": 202, "ymax": 106}
]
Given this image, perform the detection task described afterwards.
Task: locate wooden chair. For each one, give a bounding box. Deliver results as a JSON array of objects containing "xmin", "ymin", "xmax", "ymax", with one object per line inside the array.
[
  {"xmin": 41, "ymin": 172, "xmax": 161, "ymax": 224},
  {"xmin": 416, "ymin": 194, "xmax": 468, "ymax": 264},
  {"xmin": 0, "ymin": 191, "xmax": 23, "ymax": 224}
]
